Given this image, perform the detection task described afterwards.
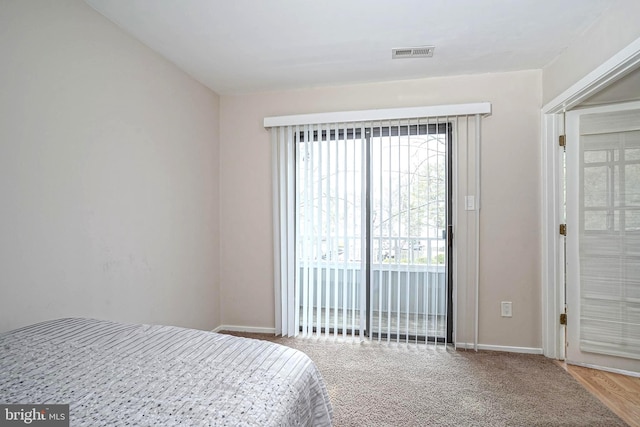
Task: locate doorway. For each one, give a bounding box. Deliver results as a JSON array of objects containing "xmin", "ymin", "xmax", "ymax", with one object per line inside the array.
[
  {"xmin": 565, "ymin": 101, "xmax": 640, "ymax": 374},
  {"xmin": 296, "ymin": 122, "xmax": 453, "ymax": 343},
  {"xmin": 542, "ymin": 36, "xmax": 640, "ymax": 372}
]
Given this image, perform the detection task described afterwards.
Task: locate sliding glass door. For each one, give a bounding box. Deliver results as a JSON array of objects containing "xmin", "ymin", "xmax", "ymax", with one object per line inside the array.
[
  {"xmin": 296, "ymin": 121, "xmax": 452, "ymax": 343},
  {"xmin": 369, "ymin": 123, "xmax": 451, "ymax": 343}
]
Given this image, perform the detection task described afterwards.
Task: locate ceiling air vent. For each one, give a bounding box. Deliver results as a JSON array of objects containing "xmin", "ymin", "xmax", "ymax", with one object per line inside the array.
[{"xmin": 392, "ymin": 46, "xmax": 435, "ymax": 59}]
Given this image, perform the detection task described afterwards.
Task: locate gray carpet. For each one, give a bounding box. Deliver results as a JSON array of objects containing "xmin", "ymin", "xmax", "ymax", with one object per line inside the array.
[{"xmin": 223, "ymin": 332, "xmax": 626, "ymax": 427}]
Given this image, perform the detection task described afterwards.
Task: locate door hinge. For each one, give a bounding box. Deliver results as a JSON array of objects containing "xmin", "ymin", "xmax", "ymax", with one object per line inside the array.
[
  {"xmin": 447, "ymin": 225, "xmax": 453, "ymax": 247},
  {"xmin": 560, "ymin": 313, "xmax": 567, "ymax": 325},
  {"xmin": 559, "ymin": 224, "xmax": 567, "ymax": 236},
  {"xmin": 559, "ymin": 135, "xmax": 566, "ymax": 147}
]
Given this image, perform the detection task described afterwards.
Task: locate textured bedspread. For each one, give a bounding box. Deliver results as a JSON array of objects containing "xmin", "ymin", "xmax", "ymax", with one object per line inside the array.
[{"xmin": 0, "ymin": 318, "xmax": 332, "ymax": 426}]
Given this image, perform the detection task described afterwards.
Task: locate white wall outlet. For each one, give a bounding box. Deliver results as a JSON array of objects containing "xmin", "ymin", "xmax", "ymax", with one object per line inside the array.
[
  {"xmin": 465, "ymin": 196, "xmax": 475, "ymax": 211},
  {"xmin": 501, "ymin": 301, "xmax": 513, "ymax": 318}
]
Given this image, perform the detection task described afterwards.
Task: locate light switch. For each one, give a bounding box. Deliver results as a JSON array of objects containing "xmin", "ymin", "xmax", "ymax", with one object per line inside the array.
[
  {"xmin": 501, "ymin": 301, "xmax": 513, "ymax": 318},
  {"xmin": 465, "ymin": 196, "xmax": 475, "ymax": 211}
]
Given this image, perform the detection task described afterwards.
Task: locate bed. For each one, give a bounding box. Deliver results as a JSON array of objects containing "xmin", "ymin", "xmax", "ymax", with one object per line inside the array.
[{"xmin": 0, "ymin": 318, "xmax": 333, "ymax": 426}]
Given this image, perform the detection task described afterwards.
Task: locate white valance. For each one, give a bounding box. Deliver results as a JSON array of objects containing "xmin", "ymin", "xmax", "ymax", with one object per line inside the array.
[{"xmin": 264, "ymin": 102, "xmax": 491, "ymax": 128}]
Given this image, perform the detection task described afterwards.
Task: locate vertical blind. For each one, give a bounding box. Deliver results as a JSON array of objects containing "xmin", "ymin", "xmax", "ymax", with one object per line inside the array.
[
  {"xmin": 579, "ymin": 108, "xmax": 640, "ymax": 359},
  {"xmin": 268, "ymin": 104, "xmax": 490, "ymax": 347},
  {"xmin": 296, "ymin": 124, "xmax": 366, "ymax": 338},
  {"xmin": 368, "ymin": 120, "xmax": 449, "ymax": 344}
]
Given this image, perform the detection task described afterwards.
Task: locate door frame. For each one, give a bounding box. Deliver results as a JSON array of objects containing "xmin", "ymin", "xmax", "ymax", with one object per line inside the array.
[
  {"xmin": 565, "ymin": 101, "xmax": 640, "ymax": 375},
  {"xmin": 541, "ymin": 36, "xmax": 640, "ymax": 360}
]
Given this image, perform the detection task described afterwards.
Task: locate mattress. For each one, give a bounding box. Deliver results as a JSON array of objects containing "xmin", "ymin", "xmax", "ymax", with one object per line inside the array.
[{"xmin": 0, "ymin": 318, "xmax": 333, "ymax": 426}]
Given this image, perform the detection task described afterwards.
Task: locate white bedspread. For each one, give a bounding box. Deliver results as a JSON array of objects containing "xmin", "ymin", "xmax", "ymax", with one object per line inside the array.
[{"xmin": 0, "ymin": 318, "xmax": 333, "ymax": 426}]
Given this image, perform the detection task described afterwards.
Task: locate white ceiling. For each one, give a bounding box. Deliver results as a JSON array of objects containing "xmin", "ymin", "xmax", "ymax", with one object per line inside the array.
[{"xmin": 85, "ymin": 0, "xmax": 614, "ymax": 95}]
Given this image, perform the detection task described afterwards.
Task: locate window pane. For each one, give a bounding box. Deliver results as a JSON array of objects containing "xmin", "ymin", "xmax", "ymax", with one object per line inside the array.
[
  {"xmin": 626, "ymin": 209, "xmax": 640, "ymax": 231},
  {"xmin": 583, "ymin": 166, "xmax": 608, "ymax": 207},
  {"xmin": 584, "ymin": 150, "xmax": 607, "ymax": 163},
  {"xmin": 371, "ymin": 130, "xmax": 447, "ymax": 265},
  {"xmin": 627, "ymin": 149, "xmax": 640, "ymax": 161},
  {"xmin": 584, "ymin": 210, "xmax": 608, "ymax": 231},
  {"xmin": 625, "ymin": 164, "xmax": 640, "ymax": 206}
]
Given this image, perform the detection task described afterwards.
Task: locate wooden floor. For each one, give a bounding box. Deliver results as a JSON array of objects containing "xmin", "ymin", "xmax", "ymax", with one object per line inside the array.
[{"xmin": 555, "ymin": 361, "xmax": 640, "ymax": 427}]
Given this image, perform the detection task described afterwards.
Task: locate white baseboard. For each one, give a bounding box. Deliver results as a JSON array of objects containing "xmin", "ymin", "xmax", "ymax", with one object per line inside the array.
[
  {"xmin": 213, "ymin": 325, "xmax": 276, "ymax": 334},
  {"xmin": 210, "ymin": 326, "xmax": 545, "ymax": 354},
  {"xmin": 210, "ymin": 328, "xmax": 543, "ymax": 355},
  {"xmin": 566, "ymin": 361, "xmax": 640, "ymax": 378},
  {"xmin": 455, "ymin": 342, "xmax": 543, "ymax": 355}
]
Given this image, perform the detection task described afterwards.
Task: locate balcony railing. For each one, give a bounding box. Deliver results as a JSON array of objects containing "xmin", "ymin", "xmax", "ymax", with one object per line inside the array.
[{"xmin": 298, "ymin": 236, "xmax": 447, "ymax": 338}]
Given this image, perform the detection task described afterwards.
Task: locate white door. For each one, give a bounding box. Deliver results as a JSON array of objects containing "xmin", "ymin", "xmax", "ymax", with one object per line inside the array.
[{"xmin": 566, "ymin": 101, "xmax": 640, "ymax": 375}]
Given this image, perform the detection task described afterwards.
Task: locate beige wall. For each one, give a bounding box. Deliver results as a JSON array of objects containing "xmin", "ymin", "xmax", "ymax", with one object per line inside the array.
[
  {"xmin": 220, "ymin": 70, "xmax": 542, "ymax": 348},
  {"xmin": 543, "ymin": 0, "xmax": 640, "ymax": 105},
  {"xmin": 0, "ymin": 0, "xmax": 221, "ymax": 332}
]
